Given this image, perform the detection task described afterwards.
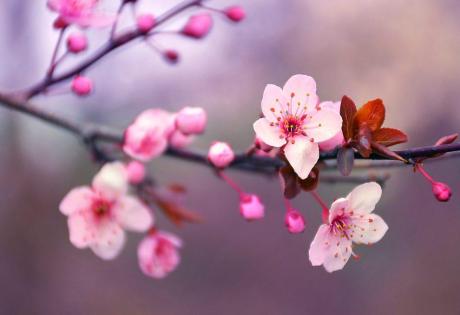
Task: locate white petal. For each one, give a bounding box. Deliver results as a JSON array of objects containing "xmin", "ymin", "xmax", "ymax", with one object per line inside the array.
[
  {"xmin": 282, "ymin": 74, "xmax": 318, "ymax": 110},
  {"xmin": 253, "ymin": 118, "xmax": 286, "ymax": 147},
  {"xmin": 114, "ymin": 196, "xmax": 153, "ymax": 232},
  {"xmin": 347, "ymin": 182, "xmax": 382, "ymax": 214},
  {"xmin": 319, "ymin": 101, "xmax": 340, "ymax": 113},
  {"xmin": 284, "ymin": 137, "xmax": 319, "ymax": 179},
  {"xmin": 309, "ymin": 224, "xmax": 330, "ymax": 266},
  {"xmin": 328, "ymin": 198, "xmax": 349, "ymax": 223},
  {"xmin": 350, "ymin": 214, "xmax": 388, "ymax": 244},
  {"xmin": 90, "ymin": 220, "xmax": 126, "ymax": 260},
  {"xmin": 304, "ymin": 109, "xmax": 343, "ymax": 143},
  {"xmin": 322, "ymin": 236, "xmax": 352, "ymax": 273},
  {"xmin": 92, "ymin": 162, "xmax": 128, "ymax": 201},
  {"xmin": 59, "ymin": 186, "xmax": 94, "ymax": 216},
  {"xmin": 261, "ymin": 84, "xmax": 288, "ymax": 122}
]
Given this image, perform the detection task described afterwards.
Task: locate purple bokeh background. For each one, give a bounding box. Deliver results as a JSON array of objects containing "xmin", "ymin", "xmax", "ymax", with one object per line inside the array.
[{"xmin": 0, "ymin": 0, "xmax": 459, "ymax": 314}]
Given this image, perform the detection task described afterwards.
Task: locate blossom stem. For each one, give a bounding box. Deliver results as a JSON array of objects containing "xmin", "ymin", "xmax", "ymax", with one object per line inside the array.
[
  {"xmin": 283, "ymin": 197, "xmax": 293, "ymax": 212},
  {"xmin": 46, "ymin": 27, "xmax": 66, "ymax": 80},
  {"xmin": 218, "ymin": 171, "xmax": 243, "ymax": 195},
  {"xmin": 110, "ymin": 1, "xmax": 127, "ymax": 41},
  {"xmin": 310, "ymin": 191, "xmax": 329, "ymax": 223},
  {"xmin": 415, "ymin": 163, "xmax": 435, "ymax": 184}
]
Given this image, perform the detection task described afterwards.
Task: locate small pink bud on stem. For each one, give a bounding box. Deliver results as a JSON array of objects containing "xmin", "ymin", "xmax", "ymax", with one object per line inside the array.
[
  {"xmin": 164, "ymin": 50, "xmax": 179, "ymax": 64},
  {"xmin": 224, "ymin": 6, "xmax": 246, "ymax": 22},
  {"xmin": 285, "ymin": 209, "xmax": 306, "ymax": 233},
  {"xmin": 181, "ymin": 14, "xmax": 213, "ymax": 39},
  {"xmin": 136, "ymin": 14, "xmax": 155, "ymax": 33},
  {"xmin": 71, "ymin": 76, "xmax": 93, "ymax": 96},
  {"xmin": 126, "ymin": 161, "xmax": 146, "ymax": 184},
  {"xmin": 240, "ymin": 194, "xmax": 265, "ymax": 221},
  {"xmin": 66, "ymin": 32, "xmax": 88, "ymax": 53},
  {"xmin": 208, "ymin": 142, "xmax": 235, "ymax": 168},
  {"xmin": 432, "ymin": 181, "xmax": 452, "ymax": 202},
  {"xmin": 175, "ymin": 107, "xmax": 207, "ymax": 135}
]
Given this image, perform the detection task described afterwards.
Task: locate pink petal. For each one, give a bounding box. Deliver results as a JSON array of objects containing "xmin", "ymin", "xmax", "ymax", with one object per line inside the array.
[
  {"xmin": 319, "ymin": 130, "xmax": 345, "ymax": 152},
  {"xmin": 68, "ymin": 13, "xmax": 115, "ymax": 28},
  {"xmin": 282, "ymin": 74, "xmax": 319, "ymax": 111},
  {"xmin": 304, "ymin": 109, "xmax": 343, "ymax": 143},
  {"xmin": 328, "ymin": 198, "xmax": 349, "ymax": 223},
  {"xmin": 59, "ymin": 186, "xmax": 94, "ymax": 215},
  {"xmin": 319, "ymin": 101, "xmax": 340, "ymax": 113},
  {"xmin": 309, "ymin": 224, "xmax": 330, "ymax": 266},
  {"xmin": 67, "ymin": 211, "xmax": 94, "ymax": 248},
  {"xmin": 261, "ymin": 84, "xmax": 287, "ymax": 122},
  {"xmin": 350, "ymin": 213, "xmax": 388, "ymax": 245},
  {"xmin": 253, "ymin": 118, "xmax": 286, "ymax": 147},
  {"xmin": 283, "ymin": 137, "xmax": 319, "ymax": 179},
  {"xmin": 113, "ymin": 196, "xmax": 154, "ymax": 232},
  {"xmin": 90, "ymin": 220, "xmax": 126, "ymax": 260},
  {"xmin": 92, "ymin": 162, "xmax": 128, "ymax": 201},
  {"xmin": 346, "ymin": 182, "xmax": 382, "ymax": 214}
]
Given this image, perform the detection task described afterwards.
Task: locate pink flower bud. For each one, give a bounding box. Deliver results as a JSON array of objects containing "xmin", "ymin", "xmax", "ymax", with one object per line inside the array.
[
  {"xmin": 169, "ymin": 130, "xmax": 194, "ymax": 149},
  {"xmin": 285, "ymin": 209, "xmax": 306, "ymax": 233},
  {"xmin": 208, "ymin": 142, "xmax": 235, "ymax": 168},
  {"xmin": 136, "ymin": 14, "xmax": 155, "ymax": 33},
  {"xmin": 175, "ymin": 107, "xmax": 207, "ymax": 135},
  {"xmin": 432, "ymin": 181, "xmax": 452, "ymax": 202},
  {"xmin": 240, "ymin": 194, "xmax": 265, "ymax": 221},
  {"xmin": 126, "ymin": 161, "xmax": 146, "ymax": 184},
  {"xmin": 182, "ymin": 14, "xmax": 213, "ymax": 39},
  {"xmin": 66, "ymin": 32, "xmax": 88, "ymax": 53},
  {"xmin": 225, "ymin": 6, "xmax": 245, "ymax": 22},
  {"xmin": 71, "ymin": 76, "xmax": 93, "ymax": 96},
  {"xmin": 53, "ymin": 17, "xmax": 69, "ymax": 29},
  {"xmin": 164, "ymin": 50, "xmax": 179, "ymax": 64}
]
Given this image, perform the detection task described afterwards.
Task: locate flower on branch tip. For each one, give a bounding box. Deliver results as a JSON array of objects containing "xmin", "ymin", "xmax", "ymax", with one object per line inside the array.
[
  {"xmin": 224, "ymin": 6, "xmax": 245, "ymax": 22},
  {"xmin": 47, "ymin": 0, "xmax": 115, "ymax": 28},
  {"xmin": 59, "ymin": 162, "xmax": 154, "ymax": 260},
  {"xmin": 240, "ymin": 194, "xmax": 265, "ymax": 221},
  {"xmin": 138, "ymin": 230, "xmax": 182, "ymax": 279},
  {"xmin": 123, "ymin": 109, "xmax": 175, "ymax": 162},
  {"xmin": 309, "ymin": 182, "xmax": 388, "ymax": 272},
  {"xmin": 285, "ymin": 209, "xmax": 306, "ymax": 233},
  {"xmin": 136, "ymin": 14, "xmax": 155, "ymax": 33},
  {"xmin": 253, "ymin": 74, "xmax": 342, "ymax": 179},
  {"xmin": 66, "ymin": 32, "xmax": 88, "ymax": 53},
  {"xmin": 175, "ymin": 106, "xmax": 207, "ymax": 135},
  {"xmin": 208, "ymin": 141, "xmax": 235, "ymax": 168},
  {"xmin": 182, "ymin": 14, "xmax": 213, "ymax": 39},
  {"xmin": 71, "ymin": 76, "xmax": 93, "ymax": 96}
]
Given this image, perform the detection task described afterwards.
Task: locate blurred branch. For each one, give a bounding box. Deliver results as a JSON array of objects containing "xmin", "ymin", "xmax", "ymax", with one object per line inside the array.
[{"xmin": 0, "ymin": 93, "xmax": 459, "ymax": 175}]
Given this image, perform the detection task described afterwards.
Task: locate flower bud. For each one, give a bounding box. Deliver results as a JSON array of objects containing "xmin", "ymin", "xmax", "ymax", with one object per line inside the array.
[
  {"xmin": 208, "ymin": 142, "xmax": 235, "ymax": 168},
  {"xmin": 240, "ymin": 194, "xmax": 265, "ymax": 221},
  {"xmin": 136, "ymin": 14, "xmax": 155, "ymax": 33},
  {"xmin": 432, "ymin": 181, "xmax": 452, "ymax": 202},
  {"xmin": 181, "ymin": 14, "xmax": 213, "ymax": 39},
  {"xmin": 224, "ymin": 6, "xmax": 245, "ymax": 22},
  {"xmin": 66, "ymin": 32, "xmax": 88, "ymax": 53},
  {"xmin": 71, "ymin": 76, "xmax": 93, "ymax": 96},
  {"xmin": 164, "ymin": 50, "xmax": 179, "ymax": 64},
  {"xmin": 53, "ymin": 17, "xmax": 69, "ymax": 29},
  {"xmin": 285, "ymin": 209, "xmax": 306, "ymax": 233},
  {"xmin": 175, "ymin": 107, "xmax": 207, "ymax": 135},
  {"xmin": 126, "ymin": 161, "xmax": 146, "ymax": 184},
  {"xmin": 169, "ymin": 130, "xmax": 194, "ymax": 149}
]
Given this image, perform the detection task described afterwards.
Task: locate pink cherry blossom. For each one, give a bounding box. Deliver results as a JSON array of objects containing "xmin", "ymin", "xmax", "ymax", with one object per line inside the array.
[
  {"xmin": 138, "ymin": 230, "xmax": 182, "ymax": 279},
  {"xmin": 285, "ymin": 209, "xmax": 306, "ymax": 233},
  {"xmin": 253, "ymin": 75, "xmax": 342, "ymax": 179},
  {"xmin": 317, "ymin": 101, "xmax": 345, "ymax": 151},
  {"xmin": 59, "ymin": 162, "xmax": 154, "ymax": 260},
  {"xmin": 175, "ymin": 107, "xmax": 207, "ymax": 135},
  {"xmin": 169, "ymin": 130, "xmax": 195, "ymax": 149},
  {"xmin": 123, "ymin": 109, "xmax": 175, "ymax": 162},
  {"xmin": 71, "ymin": 76, "xmax": 92, "ymax": 96},
  {"xmin": 208, "ymin": 141, "xmax": 235, "ymax": 168},
  {"xmin": 47, "ymin": 0, "xmax": 115, "ymax": 28},
  {"xmin": 240, "ymin": 194, "xmax": 265, "ymax": 220},
  {"xmin": 66, "ymin": 32, "xmax": 88, "ymax": 53},
  {"xmin": 182, "ymin": 14, "xmax": 213, "ymax": 39},
  {"xmin": 126, "ymin": 161, "xmax": 146, "ymax": 184},
  {"xmin": 309, "ymin": 182, "xmax": 388, "ymax": 272}
]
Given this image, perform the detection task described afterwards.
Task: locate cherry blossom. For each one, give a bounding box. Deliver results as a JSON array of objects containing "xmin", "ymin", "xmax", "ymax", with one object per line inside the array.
[
  {"xmin": 225, "ymin": 6, "xmax": 246, "ymax": 22},
  {"xmin": 66, "ymin": 32, "xmax": 88, "ymax": 53},
  {"xmin": 285, "ymin": 209, "xmax": 306, "ymax": 233},
  {"xmin": 309, "ymin": 182, "xmax": 388, "ymax": 272},
  {"xmin": 126, "ymin": 161, "xmax": 146, "ymax": 184},
  {"xmin": 59, "ymin": 162, "xmax": 154, "ymax": 260},
  {"xmin": 208, "ymin": 142, "xmax": 235, "ymax": 168},
  {"xmin": 175, "ymin": 107, "xmax": 207, "ymax": 135},
  {"xmin": 182, "ymin": 14, "xmax": 213, "ymax": 39},
  {"xmin": 47, "ymin": 0, "xmax": 115, "ymax": 28},
  {"xmin": 136, "ymin": 14, "xmax": 156, "ymax": 33},
  {"xmin": 253, "ymin": 74, "xmax": 342, "ymax": 179},
  {"xmin": 71, "ymin": 76, "xmax": 92, "ymax": 96},
  {"xmin": 138, "ymin": 230, "xmax": 182, "ymax": 279}
]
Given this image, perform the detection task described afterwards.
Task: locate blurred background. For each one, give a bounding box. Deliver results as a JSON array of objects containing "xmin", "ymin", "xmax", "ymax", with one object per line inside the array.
[{"xmin": 0, "ymin": 0, "xmax": 459, "ymax": 314}]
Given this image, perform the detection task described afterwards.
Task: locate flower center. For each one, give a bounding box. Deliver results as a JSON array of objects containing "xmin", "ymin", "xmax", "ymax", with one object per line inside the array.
[
  {"xmin": 331, "ymin": 217, "xmax": 350, "ymax": 239},
  {"xmin": 66, "ymin": 0, "xmax": 98, "ymax": 12},
  {"xmin": 92, "ymin": 198, "xmax": 111, "ymax": 218},
  {"xmin": 280, "ymin": 115, "xmax": 306, "ymax": 140}
]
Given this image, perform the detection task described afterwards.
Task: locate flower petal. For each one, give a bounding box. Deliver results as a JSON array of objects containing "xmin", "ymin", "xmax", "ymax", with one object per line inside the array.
[
  {"xmin": 67, "ymin": 211, "xmax": 94, "ymax": 249},
  {"xmin": 90, "ymin": 220, "xmax": 126, "ymax": 260},
  {"xmin": 328, "ymin": 198, "xmax": 349, "ymax": 223},
  {"xmin": 309, "ymin": 224, "xmax": 330, "ymax": 266},
  {"xmin": 282, "ymin": 74, "xmax": 319, "ymax": 110},
  {"xmin": 261, "ymin": 84, "xmax": 287, "ymax": 122},
  {"xmin": 114, "ymin": 196, "xmax": 154, "ymax": 232},
  {"xmin": 284, "ymin": 137, "xmax": 319, "ymax": 179},
  {"xmin": 304, "ymin": 109, "xmax": 343, "ymax": 143},
  {"xmin": 59, "ymin": 186, "xmax": 94, "ymax": 216},
  {"xmin": 319, "ymin": 101, "xmax": 340, "ymax": 113},
  {"xmin": 92, "ymin": 162, "xmax": 128, "ymax": 201},
  {"xmin": 350, "ymin": 214, "xmax": 388, "ymax": 244},
  {"xmin": 253, "ymin": 118, "xmax": 286, "ymax": 147},
  {"xmin": 346, "ymin": 182, "xmax": 382, "ymax": 214}
]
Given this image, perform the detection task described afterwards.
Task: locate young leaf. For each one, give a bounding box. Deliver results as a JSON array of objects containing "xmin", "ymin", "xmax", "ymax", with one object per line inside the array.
[
  {"xmin": 372, "ymin": 128, "xmax": 408, "ymax": 147},
  {"xmin": 279, "ymin": 166, "xmax": 301, "ymax": 199},
  {"xmin": 299, "ymin": 167, "xmax": 320, "ymax": 191},
  {"xmin": 355, "ymin": 123, "xmax": 372, "ymax": 157},
  {"xmin": 371, "ymin": 141, "xmax": 407, "ymax": 162},
  {"xmin": 337, "ymin": 146, "xmax": 355, "ymax": 176},
  {"xmin": 435, "ymin": 133, "xmax": 458, "ymax": 146},
  {"xmin": 353, "ymin": 98, "xmax": 385, "ymax": 132},
  {"xmin": 340, "ymin": 95, "xmax": 357, "ymax": 140},
  {"xmin": 156, "ymin": 199, "xmax": 203, "ymax": 226}
]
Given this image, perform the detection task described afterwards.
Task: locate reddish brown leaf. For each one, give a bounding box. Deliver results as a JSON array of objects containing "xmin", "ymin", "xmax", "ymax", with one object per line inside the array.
[
  {"xmin": 355, "ymin": 123, "xmax": 372, "ymax": 157},
  {"xmin": 372, "ymin": 128, "xmax": 408, "ymax": 147},
  {"xmin": 353, "ymin": 99, "xmax": 385, "ymax": 132},
  {"xmin": 340, "ymin": 95, "xmax": 357, "ymax": 140},
  {"xmin": 156, "ymin": 199, "xmax": 202, "ymax": 226},
  {"xmin": 337, "ymin": 146, "xmax": 355, "ymax": 176},
  {"xmin": 371, "ymin": 141, "xmax": 407, "ymax": 162},
  {"xmin": 279, "ymin": 166, "xmax": 301, "ymax": 199},
  {"xmin": 435, "ymin": 133, "xmax": 458, "ymax": 146},
  {"xmin": 299, "ymin": 167, "xmax": 320, "ymax": 191}
]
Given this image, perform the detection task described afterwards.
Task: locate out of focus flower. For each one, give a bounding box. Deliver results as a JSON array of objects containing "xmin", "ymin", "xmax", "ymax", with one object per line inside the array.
[
  {"xmin": 208, "ymin": 141, "xmax": 235, "ymax": 168},
  {"xmin": 164, "ymin": 50, "xmax": 179, "ymax": 63},
  {"xmin": 253, "ymin": 74, "xmax": 342, "ymax": 179},
  {"xmin": 126, "ymin": 161, "xmax": 146, "ymax": 184},
  {"xmin": 182, "ymin": 14, "xmax": 213, "ymax": 39},
  {"xmin": 59, "ymin": 162, "xmax": 153, "ymax": 260},
  {"xmin": 285, "ymin": 209, "xmax": 306, "ymax": 233},
  {"xmin": 123, "ymin": 109, "xmax": 175, "ymax": 161},
  {"xmin": 66, "ymin": 32, "xmax": 88, "ymax": 53},
  {"xmin": 240, "ymin": 194, "xmax": 265, "ymax": 220},
  {"xmin": 317, "ymin": 101, "xmax": 345, "ymax": 151},
  {"xmin": 138, "ymin": 230, "xmax": 182, "ymax": 279},
  {"xmin": 309, "ymin": 182, "xmax": 388, "ymax": 272},
  {"xmin": 71, "ymin": 76, "xmax": 92, "ymax": 96},
  {"xmin": 175, "ymin": 107, "xmax": 207, "ymax": 135},
  {"xmin": 47, "ymin": 0, "xmax": 115, "ymax": 28},
  {"xmin": 136, "ymin": 14, "xmax": 155, "ymax": 33},
  {"xmin": 224, "ymin": 6, "xmax": 246, "ymax": 22},
  {"xmin": 169, "ymin": 130, "xmax": 195, "ymax": 149}
]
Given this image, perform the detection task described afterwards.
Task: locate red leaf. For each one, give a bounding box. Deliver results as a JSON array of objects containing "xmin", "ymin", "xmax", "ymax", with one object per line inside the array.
[
  {"xmin": 156, "ymin": 199, "xmax": 202, "ymax": 226},
  {"xmin": 353, "ymin": 99, "xmax": 385, "ymax": 132},
  {"xmin": 355, "ymin": 123, "xmax": 372, "ymax": 157},
  {"xmin": 299, "ymin": 167, "xmax": 320, "ymax": 191},
  {"xmin": 337, "ymin": 146, "xmax": 355, "ymax": 176},
  {"xmin": 372, "ymin": 128, "xmax": 408, "ymax": 147},
  {"xmin": 279, "ymin": 166, "xmax": 301, "ymax": 199},
  {"xmin": 340, "ymin": 95, "xmax": 357, "ymax": 140}
]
